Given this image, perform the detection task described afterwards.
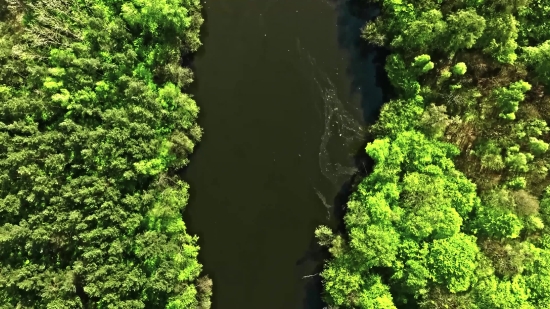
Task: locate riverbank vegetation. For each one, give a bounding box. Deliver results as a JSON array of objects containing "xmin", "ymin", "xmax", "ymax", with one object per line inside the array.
[
  {"xmin": 0, "ymin": 0, "xmax": 211, "ymax": 307},
  {"xmin": 317, "ymin": 0, "xmax": 550, "ymax": 307}
]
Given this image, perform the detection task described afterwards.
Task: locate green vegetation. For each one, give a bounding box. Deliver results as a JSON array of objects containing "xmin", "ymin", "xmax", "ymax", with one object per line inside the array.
[
  {"xmin": 317, "ymin": 0, "xmax": 550, "ymax": 307},
  {"xmin": 0, "ymin": 0, "xmax": 211, "ymax": 308}
]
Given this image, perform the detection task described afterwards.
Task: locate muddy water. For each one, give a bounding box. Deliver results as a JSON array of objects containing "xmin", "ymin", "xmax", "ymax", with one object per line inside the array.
[{"xmin": 184, "ymin": 0, "xmax": 384, "ymax": 308}]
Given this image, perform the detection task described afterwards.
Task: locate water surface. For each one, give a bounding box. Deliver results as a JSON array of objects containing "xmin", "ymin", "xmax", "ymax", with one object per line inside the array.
[{"xmin": 184, "ymin": 0, "xmax": 383, "ymax": 308}]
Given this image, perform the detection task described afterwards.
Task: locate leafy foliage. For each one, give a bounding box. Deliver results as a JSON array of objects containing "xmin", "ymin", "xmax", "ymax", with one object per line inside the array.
[
  {"xmin": 318, "ymin": 0, "xmax": 550, "ymax": 307},
  {"xmin": 0, "ymin": 0, "xmax": 210, "ymax": 308}
]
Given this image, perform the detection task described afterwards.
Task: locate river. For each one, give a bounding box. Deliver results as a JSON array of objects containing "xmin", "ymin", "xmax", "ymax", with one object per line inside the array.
[{"xmin": 183, "ymin": 0, "xmax": 384, "ymax": 308}]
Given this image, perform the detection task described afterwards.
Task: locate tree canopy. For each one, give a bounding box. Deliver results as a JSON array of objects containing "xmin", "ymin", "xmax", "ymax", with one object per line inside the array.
[
  {"xmin": 0, "ymin": 0, "xmax": 211, "ymax": 308},
  {"xmin": 318, "ymin": 0, "xmax": 550, "ymax": 307}
]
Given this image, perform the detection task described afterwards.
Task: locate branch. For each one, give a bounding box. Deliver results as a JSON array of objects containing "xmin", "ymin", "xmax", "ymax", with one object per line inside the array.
[{"xmin": 302, "ymin": 273, "xmax": 320, "ymax": 279}]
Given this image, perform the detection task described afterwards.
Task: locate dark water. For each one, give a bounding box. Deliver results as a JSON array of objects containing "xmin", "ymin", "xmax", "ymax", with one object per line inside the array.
[{"xmin": 183, "ymin": 0, "xmax": 384, "ymax": 308}]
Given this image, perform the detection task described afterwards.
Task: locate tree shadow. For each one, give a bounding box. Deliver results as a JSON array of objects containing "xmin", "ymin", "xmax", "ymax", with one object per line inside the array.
[
  {"xmin": 334, "ymin": 0, "xmax": 391, "ymax": 123},
  {"xmin": 297, "ymin": 0, "xmax": 394, "ymax": 307},
  {"xmin": 298, "ymin": 235, "xmax": 330, "ymax": 309},
  {"xmin": 184, "ymin": 0, "xmax": 210, "ymax": 96},
  {"xmin": 331, "ymin": 135, "xmax": 375, "ymax": 235},
  {"xmin": 331, "ymin": 0, "xmax": 394, "ymax": 235},
  {"xmin": 297, "ymin": 141, "xmax": 375, "ymax": 309}
]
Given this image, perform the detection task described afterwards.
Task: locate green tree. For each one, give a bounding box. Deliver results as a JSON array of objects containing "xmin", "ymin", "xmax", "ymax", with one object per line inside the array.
[
  {"xmin": 446, "ymin": 9, "xmax": 486, "ymax": 52},
  {"xmin": 428, "ymin": 233, "xmax": 479, "ymax": 293},
  {"xmin": 529, "ymin": 137, "xmax": 549, "ymax": 155},
  {"xmin": 494, "ymin": 80, "xmax": 531, "ymax": 120},
  {"xmin": 452, "ymin": 62, "xmax": 468, "ymax": 75},
  {"xmin": 0, "ymin": 0, "xmax": 210, "ymax": 307},
  {"xmin": 319, "ymin": 0, "xmax": 550, "ymax": 307},
  {"xmin": 420, "ymin": 103, "xmax": 451, "ymax": 139},
  {"xmin": 480, "ymin": 13, "xmax": 519, "ymax": 64},
  {"xmin": 523, "ymin": 40, "xmax": 550, "ymax": 87},
  {"xmin": 390, "ymin": 9, "xmax": 447, "ymax": 52}
]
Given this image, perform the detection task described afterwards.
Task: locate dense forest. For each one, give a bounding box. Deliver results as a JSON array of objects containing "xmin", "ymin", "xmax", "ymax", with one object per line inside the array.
[
  {"xmin": 317, "ymin": 0, "xmax": 550, "ymax": 308},
  {"xmin": 0, "ymin": 0, "xmax": 211, "ymax": 308}
]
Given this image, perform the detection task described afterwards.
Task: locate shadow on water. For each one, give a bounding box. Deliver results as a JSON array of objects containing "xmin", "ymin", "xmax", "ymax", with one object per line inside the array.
[
  {"xmin": 297, "ymin": 236, "xmax": 330, "ymax": 309},
  {"xmin": 335, "ymin": 0, "xmax": 391, "ymax": 122},
  {"xmin": 298, "ymin": 144, "xmax": 376, "ymax": 307},
  {"xmin": 332, "ymin": 140, "xmax": 375, "ymax": 235},
  {"xmin": 184, "ymin": 3, "xmax": 209, "ymax": 93},
  {"xmin": 329, "ymin": 0, "xmax": 395, "ymax": 230},
  {"xmin": 296, "ymin": 0, "xmax": 396, "ymax": 306},
  {"xmin": 297, "ymin": 0, "xmax": 393, "ymax": 307},
  {"xmin": 185, "ymin": 0, "xmax": 394, "ymax": 307},
  {"xmin": 297, "ymin": 150, "xmax": 377, "ymax": 309}
]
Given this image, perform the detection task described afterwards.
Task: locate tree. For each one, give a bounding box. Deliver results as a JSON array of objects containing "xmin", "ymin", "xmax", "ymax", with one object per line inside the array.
[
  {"xmin": 356, "ymin": 275, "xmax": 397, "ymax": 309},
  {"xmin": 385, "ymin": 54, "xmax": 421, "ymax": 98},
  {"xmin": 413, "ymin": 54, "xmax": 435, "ymax": 74},
  {"xmin": 362, "ymin": 17, "xmax": 387, "ymax": 46},
  {"xmin": 452, "ymin": 62, "xmax": 468, "ymax": 75},
  {"xmin": 0, "ymin": 0, "xmax": 210, "ymax": 307},
  {"xmin": 319, "ymin": 131, "xmax": 479, "ymax": 308},
  {"xmin": 445, "ymin": 9, "xmax": 486, "ymax": 52},
  {"xmin": 523, "ymin": 40, "xmax": 550, "ymax": 87},
  {"xmin": 419, "ymin": 286, "xmax": 476, "ymax": 309},
  {"xmin": 529, "ymin": 137, "xmax": 550, "ymax": 155},
  {"xmin": 320, "ymin": 0, "xmax": 550, "ymax": 307},
  {"xmin": 480, "ymin": 13, "xmax": 519, "ymax": 64},
  {"xmin": 420, "ymin": 104, "xmax": 451, "ymax": 139},
  {"xmin": 390, "ymin": 9, "xmax": 447, "ymax": 52},
  {"xmin": 371, "ymin": 97, "xmax": 424, "ymax": 137},
  {"xmin": 505, "ymin": 146, "xmax": 532, "ymax": 172},
  {"xmin": 428, "ymin": 233, "xmax": 479, "ymax": 293},
  {"xmin": 473, "ymin": 205, "xmax": 524, "ymax": 239},
  {"xmin": 494, "ymin": 80, "xmax": 531, "ymax": 120}
]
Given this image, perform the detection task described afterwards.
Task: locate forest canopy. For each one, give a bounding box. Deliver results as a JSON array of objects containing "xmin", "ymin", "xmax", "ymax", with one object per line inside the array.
[
  {"xmin": 0, "ymin": 0, "xmax": 211, "ymax": 308},
  {"xmin": 317, "ymin": 0, "xmax": 550, "ymax": 308}
]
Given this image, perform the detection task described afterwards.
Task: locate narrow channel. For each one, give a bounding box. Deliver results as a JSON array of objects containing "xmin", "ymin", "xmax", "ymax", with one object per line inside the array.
[{"xmin": 183, "ymin": 0, "xmax": 384, "ymax": 308}]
